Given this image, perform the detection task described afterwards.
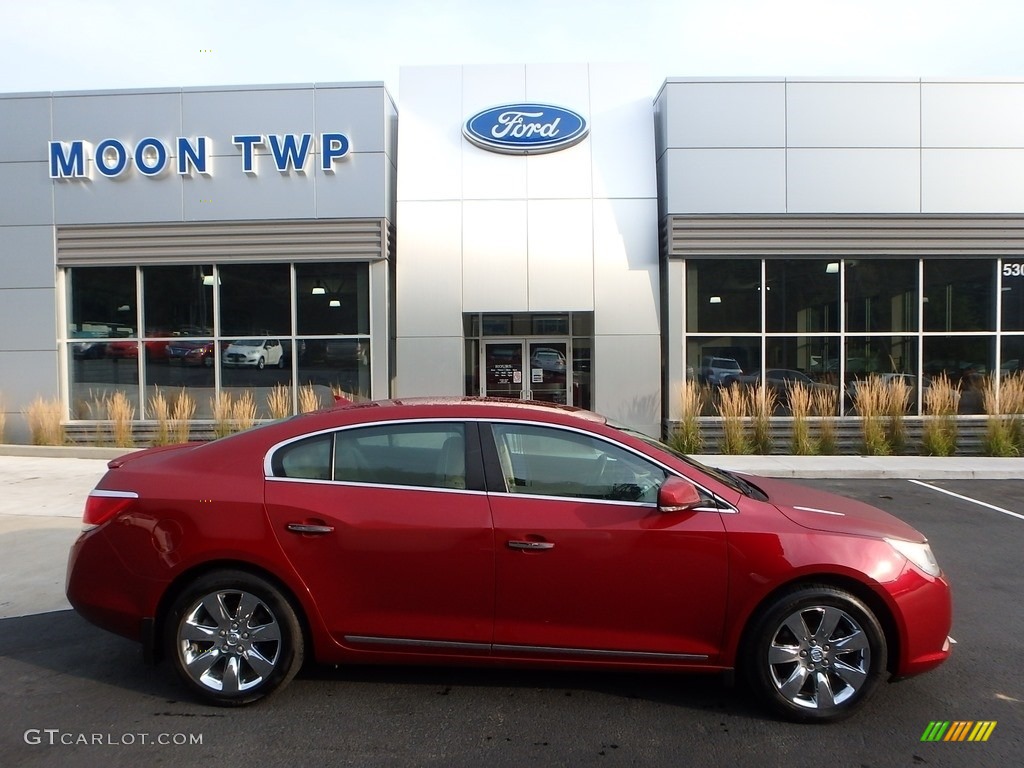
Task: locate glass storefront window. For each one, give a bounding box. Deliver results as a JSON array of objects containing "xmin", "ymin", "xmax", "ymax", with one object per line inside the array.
[
  {"xmin": 686, "ymin": 336, "xmax": 760, "ymax": 384},
  {"xmin": 68, "ymin": 266, "xmax": 137, "ymax": 339},
  {"xmin": 297, "ymin": 338, "xmax": 371, "ymax": 403},
  {"xmin": 765, "ymin": 260, "xmax": 839, "ymax": 333},
  {"xmin": 845, "ymin": 259, "xmax": 918, "ymax": 333},
  {"xmin": 142, "ymin": 265, "xmax": 214, "ymax": 337},
  {"xmin": 1000, "ymin": 258, "xmax": 1024, "ymax": 331},
  {"xmin": 219, "ymin": 264, "xmax": 291, "ymax": 336},
  {"xmin": 924, "ymin": 259, "xmax": 995, "ymax": 332},
  {"xmin": 923, "ymin": 335, "xmax": 993, "ymax": 414},
  {"xmin": 296, "ymin": 263, "xmax": 369, "ymax": 336},
  {"xmin": 843, "ymin": 335, "xmax": 918, "ymax": 380},
  {"xmin": 67, "ymin": 266, "xmax": 141, "ymax": 422},
  {"xmin": 64, "ymin": 261, "xmax": 374, "ymax": 424},
  {"xmin": 1000, "ymin": 336, "xmax": 1024, "ymax": 377},
  {"xmin": 764, "ymin": 336, "xmax": 840, "ymax": 385},
  {"xmin": 686, "ymin": 259, "xmax": 761, "ymax": 333}
]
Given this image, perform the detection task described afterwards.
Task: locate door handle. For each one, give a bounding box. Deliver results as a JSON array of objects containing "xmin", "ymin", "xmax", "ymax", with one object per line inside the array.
[
  {"xmin": 507, "ymin": 540, "xmax": 554, "ymax": 551},
  {"xmin": 286, "ymin": 523, "xmax": 335, "ymax": 535}
]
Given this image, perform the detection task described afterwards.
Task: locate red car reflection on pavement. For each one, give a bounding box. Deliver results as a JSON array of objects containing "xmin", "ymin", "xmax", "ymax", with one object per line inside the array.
[{"xmin": 66, "ymin": 398, "xmax": 952, "ymax": 721}]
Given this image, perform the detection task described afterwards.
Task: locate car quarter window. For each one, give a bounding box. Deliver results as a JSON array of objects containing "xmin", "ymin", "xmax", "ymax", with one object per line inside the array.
[
  {"xmin": 490, "ymin": 423, "xmax": 667, "ymax": 503},
  {"xmin": 271, "ymin": 434, "xmax": 333, "ymax": 480},
  {"xmin": 334, "ymin": 422, "xmax": 467, "ymax": 490}
]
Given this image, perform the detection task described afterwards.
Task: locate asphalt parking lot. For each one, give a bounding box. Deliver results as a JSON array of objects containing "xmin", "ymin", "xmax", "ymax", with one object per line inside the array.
[{"xmin": 0, "ymin": 457, "xmax": 1021, "ymax": 767}]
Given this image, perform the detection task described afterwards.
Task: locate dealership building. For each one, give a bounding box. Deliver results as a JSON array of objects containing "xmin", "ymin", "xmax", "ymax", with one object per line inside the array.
[{"xmin": 2, "ymin": 66, "xmax": 1024, "ymax": 442}]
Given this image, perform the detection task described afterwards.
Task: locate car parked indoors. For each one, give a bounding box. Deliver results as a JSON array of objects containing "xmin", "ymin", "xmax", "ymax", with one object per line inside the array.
[{"xmin": 66, "ymin": 398, "xmax": 952, "ymax": 721}]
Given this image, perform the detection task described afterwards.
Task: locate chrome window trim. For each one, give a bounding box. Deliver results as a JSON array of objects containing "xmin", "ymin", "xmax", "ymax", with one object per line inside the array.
[
  {"xmin": 265, "ymin": 475, "xmax": 489, "ymax": 497},
  {"xmin": 485, "ymin": 490, "xmax": 656, "ymax": 509},
  {"xmin": 262, "ymin": 415, "xmax": 737, "ymax": 513}
]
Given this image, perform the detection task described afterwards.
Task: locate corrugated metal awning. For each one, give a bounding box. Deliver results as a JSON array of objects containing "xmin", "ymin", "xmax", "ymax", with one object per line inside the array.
[
  {"xmin": 57, "ymin": 219, "xmax": 391, "ymax": 266},
  {"xmin": 663, "ymin": 216, "xmax": 1024, "ymax": 258}
]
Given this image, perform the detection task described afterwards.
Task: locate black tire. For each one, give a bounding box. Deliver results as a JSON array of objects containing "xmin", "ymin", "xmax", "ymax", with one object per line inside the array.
[
  {"xmin": 166, "ymin": 570, "xmax": 304, "ymax": 706},
  {"xmin": 256, "ymin": 356, "xmax": 265, "ymax": 370},
  {"xmin": 742, "ymin": 585, "xmax": 887, "ymax": 723}
]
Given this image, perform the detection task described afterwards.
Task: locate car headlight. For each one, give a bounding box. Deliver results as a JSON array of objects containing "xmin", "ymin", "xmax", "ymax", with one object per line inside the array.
[{"xmin": 885, "ymin": 538, "xmax": 941, "ymax": 577}]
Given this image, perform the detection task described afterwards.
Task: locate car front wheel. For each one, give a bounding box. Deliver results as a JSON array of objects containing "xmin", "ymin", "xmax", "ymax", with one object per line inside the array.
[
  {"xmin": 744, "ymin": 585, "xmax": 887, "ymax": 722},
  {"xmin": 167, "ymin": 570, "xmax": 304, "ymax": 706},
  {"xmin": 256, "ymin": 356, "xmax": 265, "ymax": 370}
]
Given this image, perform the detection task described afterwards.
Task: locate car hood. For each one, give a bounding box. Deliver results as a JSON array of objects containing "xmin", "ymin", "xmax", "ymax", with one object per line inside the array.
[{"xmin": 744, "ymin": 474, "xmax": 925, "ymax": 542}]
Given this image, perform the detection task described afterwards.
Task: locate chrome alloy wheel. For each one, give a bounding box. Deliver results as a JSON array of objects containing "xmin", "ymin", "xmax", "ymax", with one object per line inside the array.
[
  {"xmin": 766, "ymin": 604, "xmax": 871, "ymax": 711},
  {"xmin": 177, "ymin": 589, "xmax": 283, "ymax": 694}
]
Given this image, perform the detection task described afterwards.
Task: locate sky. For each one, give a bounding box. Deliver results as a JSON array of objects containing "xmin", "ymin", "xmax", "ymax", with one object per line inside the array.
[{"xmin": 1, "ymin": 0, "xmax": 1023, "ymax": 98}]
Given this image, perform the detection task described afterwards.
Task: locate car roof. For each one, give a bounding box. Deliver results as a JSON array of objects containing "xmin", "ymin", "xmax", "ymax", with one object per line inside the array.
[{"xmin": 334, "ymin": 396, "xmax": 604, "ymax": 421}]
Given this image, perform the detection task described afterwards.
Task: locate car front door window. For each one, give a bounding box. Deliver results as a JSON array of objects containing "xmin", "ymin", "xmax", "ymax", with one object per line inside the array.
[{"xmin": 490, "ymin": 423, "xmax": 666, "ymax": 503}]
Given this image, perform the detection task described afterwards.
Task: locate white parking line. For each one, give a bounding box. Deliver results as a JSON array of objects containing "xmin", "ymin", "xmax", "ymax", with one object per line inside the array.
[{"xmin": 908, "ymin": 479, "xmax": 1024, "ymax": 521}]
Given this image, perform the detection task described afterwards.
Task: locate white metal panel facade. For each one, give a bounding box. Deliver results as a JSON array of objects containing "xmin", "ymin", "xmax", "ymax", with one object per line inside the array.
[{"xmin": 396, "ymin": 64, "xmax": 660, "ymax": 436}]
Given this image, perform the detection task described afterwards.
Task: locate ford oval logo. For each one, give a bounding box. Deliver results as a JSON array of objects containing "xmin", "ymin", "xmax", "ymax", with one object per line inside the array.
[{"xmin": 463, "ymin": 103, "xmax": 589, "ymax": 155}]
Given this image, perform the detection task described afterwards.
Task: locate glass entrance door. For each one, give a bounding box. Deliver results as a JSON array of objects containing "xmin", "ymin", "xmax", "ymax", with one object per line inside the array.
[{"xmin": 483, "ymin": 339, "xmax": 570, "ymax": 404}]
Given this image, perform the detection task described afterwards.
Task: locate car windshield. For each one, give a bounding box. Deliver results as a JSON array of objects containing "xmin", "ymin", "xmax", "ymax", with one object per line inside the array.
[{"xmin": 613, "ymin": 425, "xmax": 767, "ymax": 500}]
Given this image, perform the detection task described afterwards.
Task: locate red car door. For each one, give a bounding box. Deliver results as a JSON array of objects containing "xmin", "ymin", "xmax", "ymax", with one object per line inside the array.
[
  {"xmin": 486, "ymin": 422, "xmax": 729, "ymax": 661},
  {"xmin": 264, "ymin": 421, "xmax": 494, "ymax": 650}
]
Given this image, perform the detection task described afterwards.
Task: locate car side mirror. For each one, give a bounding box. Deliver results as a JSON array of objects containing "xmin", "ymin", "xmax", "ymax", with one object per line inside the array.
[{"xmin": 658, "ymin": 476, "xmax": 704, "ymax": 513}]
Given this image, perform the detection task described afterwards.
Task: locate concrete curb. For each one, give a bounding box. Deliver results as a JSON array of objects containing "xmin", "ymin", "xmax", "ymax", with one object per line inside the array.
[{"xmin": 0, "ymin": 444, "xmax": 140, "ymax": 460}]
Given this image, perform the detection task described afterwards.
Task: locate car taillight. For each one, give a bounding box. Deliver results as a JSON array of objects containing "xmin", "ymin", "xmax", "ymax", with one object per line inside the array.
[{"xmin": 83, "ymin": 490, "xmax": 138, "ymax": 531}]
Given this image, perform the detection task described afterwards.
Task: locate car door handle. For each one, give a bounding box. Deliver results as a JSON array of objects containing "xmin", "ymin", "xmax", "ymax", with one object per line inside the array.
[
  {"xmin": 286, "ymin": 523, "xmax": 335, "ymax": 535},
  {"xmin": 507, "ymin": 540, "xmax": 554, "ymax": 551}
]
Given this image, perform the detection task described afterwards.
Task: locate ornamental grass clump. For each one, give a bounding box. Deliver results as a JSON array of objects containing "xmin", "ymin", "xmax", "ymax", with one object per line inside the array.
[
  {"xmin": 298, "ymin": 384, "xmax": 321, "ymax": 414},
  {"xmin": 106, "ymin": 391, "xmax": 135, "ymax": 448},
  {"xmin": 1003, "ymin": 372, "xmax": 1024, "ymax": 451},
  {"xmin": 983, "ymin": 372, "xmax": 1024, "ymax": 456},
  {"xmin": 24, "ymin": 396, "xmax": 65, "ymax": 446},
  {"xmin": 853, "ymin": 377, "xmax": 890, "ymax": 456},
  {"xmin": 747, "ymin": 384, "xmax": 777, "ymax": 455},
  {"xmin": 813, "ymin": 387, "xmax": 839, "ymax": 455},
  {"xmin": 669, "ymin": 380, "xmax": 704, "ymax": 455},
  {"xmin": 171, "ymin": 389, "xmax": 196, "ymax": 444},
  {"xmin": 716, "ymin": 383, "xmax": 751, "ymax": 455},
  {"xmin": 920, "ymin": 375, "xmax": 959, "ymax": 457},
  {"xmin": 211, "ymin": 392, "xmax": 234, "ymax": 439},
  {"xmin": 231, "ymin": 390, "xmax": 258, "ymax": 432},
  {"xmin": 884, "ymin": 376, "xmax": 912, "ymax": 455},
  {"xmin": 788, "ymin": 382, "xmax": 814, "ymax": 455},
  {"xmin": 149, "ymin": 387, "xmax": 172, "ymax": 446},
  {"xmin": 267, "ymin": 384, "xmax": 292, "ymax": 420}
]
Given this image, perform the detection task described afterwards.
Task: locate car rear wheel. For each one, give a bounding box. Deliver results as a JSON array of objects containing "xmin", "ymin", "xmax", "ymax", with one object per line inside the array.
[
  {"xmin": 167, "ymin": 570, "xmax": 304, "ymax": 706},
  {"xmin": 744, "ymin": 585, "xmax": 887, "ymax": 722}
]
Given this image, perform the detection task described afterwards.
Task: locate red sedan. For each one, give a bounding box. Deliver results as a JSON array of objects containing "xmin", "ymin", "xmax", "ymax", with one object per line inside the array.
[{"xmin": 65, "ymin": 398, "xmax": 952, "ymax": 721}]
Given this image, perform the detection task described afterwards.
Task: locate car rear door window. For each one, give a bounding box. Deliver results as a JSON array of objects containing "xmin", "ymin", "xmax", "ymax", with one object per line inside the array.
[{"xmin": 334, "ymin": 422, "xmax": 467, "ymax": 490}]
